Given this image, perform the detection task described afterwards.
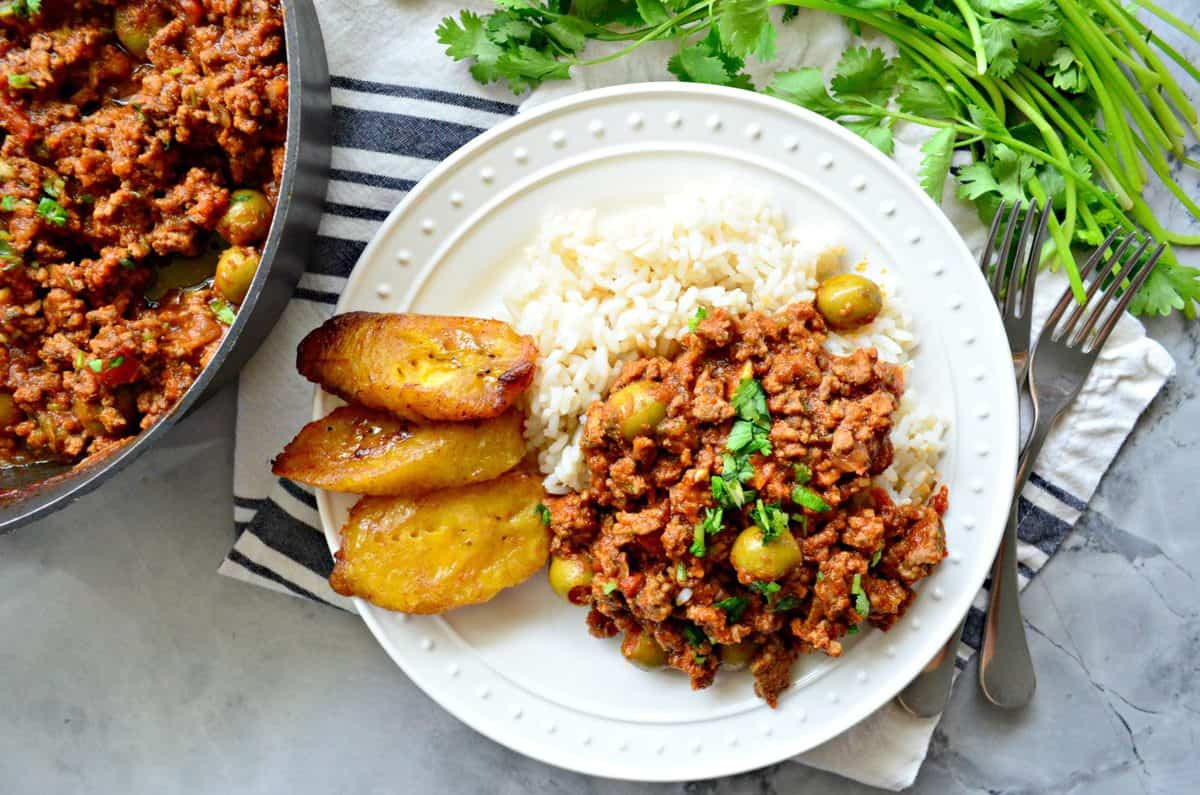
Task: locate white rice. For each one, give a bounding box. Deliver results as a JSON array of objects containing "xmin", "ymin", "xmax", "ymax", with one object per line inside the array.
[{"xmin": 502, "ymin": 192, "xmax": 947, "ymax": 502}]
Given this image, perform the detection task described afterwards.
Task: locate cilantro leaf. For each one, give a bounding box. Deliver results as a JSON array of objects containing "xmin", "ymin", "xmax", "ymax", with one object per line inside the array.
[
  {"xmin": 766, "ymin": 68, "xmax": 841, "ymax": 116},
  {"xmin": 36, "ymin": 197, "xmax": 67, "ymax": 226},
  {"xmin": 436, "ymin": 11, "xmax": 504, "ymax": 85},
  {"xmin": 691, "ymin": 507, "xmax": 724, "ymax": 557},
  {"xmin": 716, "ymin": 0, "xmax": 774, "ymax": 60},
  {"xmin": 635, "ymin": 0, "xmax": 670, "ymax": 26},
  {"xmin": 851, "ymin": 573, "xmax": 871, "ymax": 617},
  {"xmin": 792, "ymin": 484, "xmax": 831, "ymax": 513},
  {"xmin": 793, "ymin": 463, "xmax": 811, "ymax": 485},
  {"xmin": 714, "ymin": 596, "xmax": 749, "ymax": 623},
  {"xmin": 669, "ymin": 28, "xmax": 754, "ymax": 89},
  {"xmin": 688, "ymin": 305, "xmax": 708, "ymax": 332},
  {"xmin": 750, "ymin": 499, "xmax": 789, "ymax": 542},
  {"xmin": 896, "ymin": 75, "xmax": 957, "ymax": 120},
  {"xmin": 917, "ymin": 127, "xmax": 957, "ymax": 204},
  {"xmin": 669, "ymin": 45, "xmax": 738, "ymax": 87},
  {"xmin": 956, "ymin": 161, "xmax": 1004, "ymax": 202},
  {"xmin": 830, "ymin": 47, "xmax": 896, "ymax": 106},
  {"xmin": 842, "ymin": 119, "xmax": 895, "ymax": 156},
  {"xmin": 535, "ymin": 502, "xmax": 552, "ymax": 526},
  {"xmin": 730, "ymin": 377, "xmax": 768, "ymax": 423},
  {"xmin": 545, "ymin": 17, "xmax": 588, "ymax": 53}
]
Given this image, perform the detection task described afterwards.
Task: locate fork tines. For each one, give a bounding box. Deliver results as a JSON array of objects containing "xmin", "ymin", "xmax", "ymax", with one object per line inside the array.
[
  {"xmin": 1043, "ymin": 230, "xmax": 1167, "ymax": 352},
  {"xmin": 983, "ymin": 200, "xmax": 1054, "ymax": 319}
]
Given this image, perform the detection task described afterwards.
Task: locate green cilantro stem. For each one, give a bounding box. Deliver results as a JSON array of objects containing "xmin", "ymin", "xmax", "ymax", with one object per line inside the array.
[{"xmin": 948, "ymin": 0, "xmax": 986, "ymax": 76}]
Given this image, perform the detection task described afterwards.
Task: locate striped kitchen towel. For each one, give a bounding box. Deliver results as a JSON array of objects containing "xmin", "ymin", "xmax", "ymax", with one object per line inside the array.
[{"xmin": 219, "ymin": 2, "xmax": 1176, "ymax": 789}]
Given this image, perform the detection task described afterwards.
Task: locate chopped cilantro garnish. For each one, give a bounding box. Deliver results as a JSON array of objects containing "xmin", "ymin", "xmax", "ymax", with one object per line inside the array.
[
  {"xmin": 847, "ymin": 624, "xmax": 860, "ymax": 636},
  {"xmin": 682, "ymin": 625, "xmax": 707, "ymax": 648},
  {"xmin": 816, "ymin": 571, "xmax": 824, "ymax": 583},
  {"xmin": 711, "ymin": 453, "xmax": 754, "ymax": 510},
  {"xmin": 208, "ymin": 298, "xmax": 236, "ymax": 326},
  {"xmin": 41, "ymin": 177, "xmax": 61, "ymax": 197},
  {"xmin": 750, "ymin": 499, "xmax": 789, "ymax": 543},
  {"xmin": 730, "ymin": 377, "xmax": 769, "ymax": 425},
  {"xmin": 687, "ymin": 305, "xmax": 708, "ymax": 332},
  {"xmin": 851, "ymin": 573, "xmax": 871, "ymax": 618},
  {"xmin": 772, "ymin": 595, "xmax": 802, "ymax": 613},
  {"xmin": 870, "ymin": 549, "xmax": 882, "ymax": 568},
  {"xmin": 119, "ymin": 257, "xmax": 136, "ymax": 269},
  {"xmin": 750, "ymin": 581, "xmax": 781, "ymax": 598},
  {"xmin": 726, "ymin": 418, "xmax": 771, "ymax": 455},
  {"xmin": 601, "ymin": 581, "xmax": 618, "ymax": 595},
  {"xmin": 7, "ymin": 74, "xmax": 32, "ymax": 90},
  {"xmin": 167, "ymin": 66, "xmax": 183, "ymax": 76},
  {"xmin": 0, "ymin": 196, "xmax": 13, "ymax": 211},
  {"xmin": 35, "ymin": 197, "xmax": 67, "ymax": 226},
  {"xmin": 72, "ymin": 351, "xmax": 84, "ymax": 370},
  {"xmin": 792, "ymin": 484, "xmax": 831, "ymax": 513},
  {"xmin": 690, "ymin": 506, "xmax": 723, "ymax": 558},
  {"xmin": 86, "ymin": 358, "xmax": 103, "ymax": 373},
  {"xmin": 793, "ymin": 463, "xmax": 811, "ymax": 485},
  {"xmin": 714, "ymin": 596, "xmax": 748, "ymax": 623},
  {"xmin": 534, "ymin": 502, "xmax": 551, "ymax": 526},
  {"xmin": 675, "ymin": 561, "xmax": 687, "ymax": 582},
  {"xmin": 107, "ymin": 356, "xmax": 125, "ymax": 370}
]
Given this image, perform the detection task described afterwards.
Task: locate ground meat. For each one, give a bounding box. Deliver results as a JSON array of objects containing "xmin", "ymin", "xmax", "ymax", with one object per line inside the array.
[
  {"xmin": 0, "ymin": 1, "xmax": 286, "ymax": 471},
  {"xmin": 552, "ymin": 303, "xmax": 949, "ymax": 705}
]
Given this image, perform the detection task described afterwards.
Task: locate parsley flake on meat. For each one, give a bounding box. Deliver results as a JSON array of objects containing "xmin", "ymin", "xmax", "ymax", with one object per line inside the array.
[
  {"xmin": 690, "ymin": 506, "xmax": 723, "ymax": 558},
  {"xmin": 534, "ymin": 502, "xmax": 551, "ymax": 526},
  {"xmin": 601, "ymin": 581, "xmax": 618, "ymax": 596},
  {"xmin": 730, "ymin": 377, "xmax": 769, "ymax": 424},
  {"xmin": 870, "ymin": 549, "xmax": 882, "ymax": 568},
  {"xmin": 750, "ymin": 499, "xmax": 788, "ymax": 543},
  {"xmin": 792, "ymin": 484, "xmax": 831, "ymax": 513},
  {"xmin": 7, "ymin": 73, "xmax": 32, "ymax": 89},
  {"xmin": 688, "ymin": 305, "xmax": 708, "ymax": 332},
  {"xmin": 208, "ymin": 298, "xmax": 236, "ymax": 326},
  {"xmin": 36, "ymin": 197, "xmax": 67, "ymax": 226},
  {"xmin": 714, "ymin": 596, "xmax": 749, "ymax": 624},
  {"xmin": 851, "ymin": 573, "xmax": 871, "ymax": 618}
]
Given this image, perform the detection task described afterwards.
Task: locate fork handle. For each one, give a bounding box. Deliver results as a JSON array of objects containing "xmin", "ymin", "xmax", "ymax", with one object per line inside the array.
[{"xmin": 979, "ymin": 403, "xmax": 1056, "ymax": 708}]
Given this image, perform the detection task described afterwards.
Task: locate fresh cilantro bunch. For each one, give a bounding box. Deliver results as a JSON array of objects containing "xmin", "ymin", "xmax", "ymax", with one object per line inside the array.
[{"xmin": 440, "ymin": 0, "xmax": 1200, "ymax": 318}]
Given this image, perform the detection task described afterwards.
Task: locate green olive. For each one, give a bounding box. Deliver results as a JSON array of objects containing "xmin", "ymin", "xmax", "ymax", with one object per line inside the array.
[
  {"xmin": 72, "ymin": 398, "xmax": 107, "ymax": 436},
  {"xmin": 547, "ymin": 554, "xmax": 594, "ymax": 604},
  {"xmin": 815, "ymin": 273, "xmax": 884, "ymax": 331},
  {"xmin": 621, "ymin": 628, "xmax": 667, "ymax": 670},
  {"xmin": 214, "ymin": 246, "xmax": 260, "ymax": 304},
  {"xmin": 114, "ymin": 2, "xmax": 169, "ymax": 59},
  {"xmin": 719, "ymin": 641, "xmax": 758, "ymax": 671},
  {"xmin": 731, "ymin": 526, "xmax": 803, "ymax": 582},
  {"xmin": 606, "ymin": 380, "xmax": 667, "ymax": 440},
  {"xmin": 0, "ymin": 392, "xmax": 20, "ymax": 428},
  {"xmin": 217, "ymin": 189, "xmax": 273, "ymax": 246}
]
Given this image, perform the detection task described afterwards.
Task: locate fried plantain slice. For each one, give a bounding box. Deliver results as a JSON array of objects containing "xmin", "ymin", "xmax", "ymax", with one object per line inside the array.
[
  {"xmin": 271, "ymin": 405, "xmax": 526, "ymax": 496},
  {"xmin": 295, "ymin": 312, "xmax": 537, "ymax": 421},
  {"xmin": 329, "ymin": 471, "xmax": 549, "ymax": 613}
]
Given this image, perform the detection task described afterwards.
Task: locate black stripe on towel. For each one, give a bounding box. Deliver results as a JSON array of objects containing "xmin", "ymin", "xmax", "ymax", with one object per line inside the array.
[
  {"xmin": 1029, "ymin": 472, "xmax": 1088, "ymax": 512},
  {"xmin": 330, "ymin": 76, "xmax": 519, "ymax": 116},
  {"xmin": 227, "ymin": 548, "xmax": 336, "ymax": 607},
  {"xmin": 330, "ymin": 168, "xmax": 416, "ymax": 192},
  {"xmin": 246, "ymin": 498, "xmax": 333, "ymax": 577},
  {"xmin": 278, "ymin": 477, "xmax": 318, "ymax": 509},
  {"xmin": 1015, "ymin": 497, "xmax": 1073, "ymax": 556},
  {"xmin": 294, "ymin": 286, "xmax": 340, "ymax": 305},
  {"xmin": 333, "ymin": 105, "xmax": 485, "ymax": 162},
  {"xmin": 324, "ymin": 201, "xmax": 391, "ymax": 222},
  {"xmin": 305, "ymin": 235, "xmax": 366, "ymax": 278},
  {"xmin": 961, "ymin": 606, "xmax": 985, "ymax": 650}
]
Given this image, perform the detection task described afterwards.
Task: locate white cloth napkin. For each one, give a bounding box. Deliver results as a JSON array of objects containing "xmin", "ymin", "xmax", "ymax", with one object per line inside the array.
[{"xmin": 219, "ymin": 3, "xmax": 1175, "ymax": 789}]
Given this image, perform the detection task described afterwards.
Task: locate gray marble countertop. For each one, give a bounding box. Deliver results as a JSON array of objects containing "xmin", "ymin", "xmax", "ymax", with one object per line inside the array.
[{"xmin": 5, "ymin": 7, "xmax": 1200, "ymax": 795}]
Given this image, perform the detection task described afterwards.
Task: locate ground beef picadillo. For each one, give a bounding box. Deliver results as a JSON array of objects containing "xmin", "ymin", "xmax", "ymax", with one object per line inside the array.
[
  {"xmin": 546, "ymin": 303, "xmax": 949, "ymax": 706},
  {"xmin": 0, "ymin": 1, "xmax": 286, "ymax": 468}
]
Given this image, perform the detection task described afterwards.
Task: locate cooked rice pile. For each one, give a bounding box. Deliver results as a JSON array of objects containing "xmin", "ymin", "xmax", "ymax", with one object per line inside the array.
[{"xmin": 502, "ymin": 192, "xmax": 946, "ymax": 500}]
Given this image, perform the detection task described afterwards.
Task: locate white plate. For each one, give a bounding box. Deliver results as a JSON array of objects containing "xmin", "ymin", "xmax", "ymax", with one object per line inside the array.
[{"xmin": 314, "ymin": 83, "xmax": 1017, "ymax": 781}]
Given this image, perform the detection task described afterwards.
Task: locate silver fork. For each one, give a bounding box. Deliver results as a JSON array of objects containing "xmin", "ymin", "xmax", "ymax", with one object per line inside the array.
[
  {"xmin": 896, "ymin": 200, "xmax": 1051, "ymax": 717},
  {"xmin": 979, "ymin": 229, "xmax": 1166, "ymax": 708}
]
